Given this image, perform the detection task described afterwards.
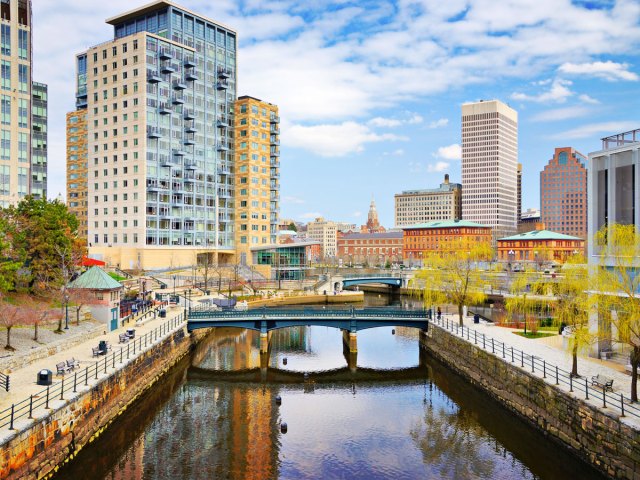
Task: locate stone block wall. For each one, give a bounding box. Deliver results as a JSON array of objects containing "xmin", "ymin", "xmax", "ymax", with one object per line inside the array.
[
  {"xmin": 423, "ymin": 325, "xmax": 640, "ymax": 480},
  {"xmin": 0, "ymin": 327, "xmax": 207, "ymax": 479}
]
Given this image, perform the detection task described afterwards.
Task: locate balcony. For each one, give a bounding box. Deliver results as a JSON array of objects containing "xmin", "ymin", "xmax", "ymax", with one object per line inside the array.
[
  {"xmin": 161, "ymin": 157, "xmax": 179, "ymax": 168},
  {"xmin": 161, "ymin": 63, "xmax": 176, "ymax": 74},
  {"xmin": 217, "ymin": 67, "xmax": 231, "ymax": 79},
  {"xmin": 216, "ymin": 142, "xmax": 229, "ymax": 152},
  {"xmin": 271, "ymin": 150, "xmax": 280, "ymax": 157},
  {"xmin": 185, "ymin": 161, "xmax": 198, "ymax": 170},
  {"xmin": 159, "ymin": 49, "xmax": 173, "ymax": 61},
  {"xmin": 185, "ymin": 70, "xmax": 199, "ymax": 82},
  {"xmin": 270, "ymin": 138, "xmax": 280, "ymax": 146},
  {"xmin": 76, "ymin": 97, "xmax": 88, "ymax": 109},
  {"xmin": 184, "ymin": 57, "xmax": 197, "ymax": 68},
  {"xmin": 185, "ymin": 125, "xmax": 197, "ymax": 134},
  {"xmin": 147, "ymin": 127, "xmax": 162, "ymax": 139},
  {"xmin": 183, "ymin": 136, "xmax": 195, "ymax": 146},
  {"xmin": 270, "ymin": 182, "xmax": 278, "ymax": 191},
  {"xmin": 159, "ymin": 103, "xmax": 172, "ymax": 115},
  {"xmin": 218, "ymin": 166, "xmax": 231, "ymax": 175},
  {"xmin": 173, "ymin": 148, "xmax": 187, "ymax": 157},
  {"xmin": 270, "ymin": 116, "xmax": 280, "ymax": 124},
  {"xmin": 172, "ymin": 95, "xmax": 185, "ymax": 105},
  {"xmin": 270, "ymin": 158, "xmax": 280, "ymax": 167},
  {"xmin": 173, "ymin": 79, "xmax": 187, "ymax": 90},
  {"xmin": 216, "ymin": 116, "xmax": 229, "ymax": 128},
  {"xmin": 270, "ymin": 170, "xmax": 280, "ymax": 178},
  {"xmin": 184, "ymin": 110, "xmax": 195, "ymax": 120},
  {"xmin": 271, "ymin": 126, "xmax": 280, "ymax": 134},
  {"xmin": 148, "ymin": 70, "xmax": 162, "ymax": 83},
  {"xmin": 216, "ymin": 80, "xmax": 229, "ymax": 90}
]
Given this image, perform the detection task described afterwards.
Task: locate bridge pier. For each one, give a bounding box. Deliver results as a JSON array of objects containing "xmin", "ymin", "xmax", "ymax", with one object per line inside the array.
[
  {"xmin": 260, "ymin": 332, "xmax": 269, "ymax": 354},
  {"xmin": 342, "ymin": 330, "xmax": 357, "ymax": 353},
  {"xmin": 419, "ymin": 326, "xmax": 429, "ymax": 350}
]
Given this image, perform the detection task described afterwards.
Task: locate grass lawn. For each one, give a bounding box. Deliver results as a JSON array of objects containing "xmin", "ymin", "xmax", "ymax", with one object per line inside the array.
[
  {"xmin": 108, "ymin": 272, "xmax": 126, "ymax": 282},
  {"xmin": 513, "ymin": 331, "xmax": 556, "ymax": 339}
]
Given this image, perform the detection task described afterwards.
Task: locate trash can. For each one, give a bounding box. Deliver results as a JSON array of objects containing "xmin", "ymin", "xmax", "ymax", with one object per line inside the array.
[
  {"xmin": 473, "ymin": 314, "xmax": 480, "ymax": 324},
  {"xmin": 37, "ymin": 369, "xmax": 52, "ymax": 386},
  {"xmin": 99, "ymin": 340, "xmax": 108, "ymax": 354},
  {"xmin": 159, "ymin": 309, "xmax": 167, "ymax": 318},
  {"xmin": 127, "ymin": 328, "xmax": 135, "ymax": 339}
]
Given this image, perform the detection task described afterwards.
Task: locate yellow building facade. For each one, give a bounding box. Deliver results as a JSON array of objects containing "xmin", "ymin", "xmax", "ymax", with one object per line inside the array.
[{"xmin": 66, "ymin": 110, "xmax": 89, "ymax": 241}]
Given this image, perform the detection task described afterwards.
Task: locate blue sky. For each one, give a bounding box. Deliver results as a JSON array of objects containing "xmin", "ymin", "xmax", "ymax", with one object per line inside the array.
[{"xmin": 35, "ymin": 0, "xmax": 640, "ymax": 227}]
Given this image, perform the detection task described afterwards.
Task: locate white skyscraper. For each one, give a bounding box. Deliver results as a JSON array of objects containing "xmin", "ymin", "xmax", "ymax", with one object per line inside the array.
[{"xmin": 461, "ymin": 99, "xmax": 518, "ymax": 239}]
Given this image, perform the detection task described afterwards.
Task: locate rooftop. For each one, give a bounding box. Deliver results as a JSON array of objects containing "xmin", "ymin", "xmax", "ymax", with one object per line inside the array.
[
  {"xmin": 250, "ymin": 241, "xmax": 321, "ymax": 252},
  {"xmin": 340, "ymin": 232, "xmax": 403, "ymax": 240},
  {"xmin": 498, "ymin": 230, "xmax": 583, "ymax": 241},
  {"xmin": 601, "ymin": 128, "xmax": 640, "ymax": 150},
  {"xmin": 68, "ymin": 267, "xmax": 123, "ymax": 290},
  {"xmin": 403, "ymin": 220, "xmax": 490, "ymax": 230}
]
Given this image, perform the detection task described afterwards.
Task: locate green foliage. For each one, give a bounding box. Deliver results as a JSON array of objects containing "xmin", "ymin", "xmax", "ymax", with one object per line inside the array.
[
  {"xmin": 410, "ymin": 238, "xmax": 496, "ymax": 326},
  {"xmin": 108, "ymin": 272, "xmax": 126, "ymax": 282},
  {"xmin": 288, "ymin": 222, "xmax": 297, "ymax": 232}
]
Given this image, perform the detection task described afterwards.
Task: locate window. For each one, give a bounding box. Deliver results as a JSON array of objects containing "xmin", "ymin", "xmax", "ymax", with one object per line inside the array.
[
  {"xmin": 1, "ymin": 25, "xmax": 9, "ymax": 56},
  {"xmin": 1, "ymin": 61, "xmax": 9, "ymax": 90}
]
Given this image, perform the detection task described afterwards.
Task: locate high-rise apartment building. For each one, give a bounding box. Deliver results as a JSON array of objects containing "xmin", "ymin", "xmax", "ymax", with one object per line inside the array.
[
  {"xmin": 540, "ymin": 147, "xmax": 587, "ymax": 238},
  {"xmin": 461, "ymin": 100, "xmax": 518, "ymax": 239},
  {"xmin": 66, "ymin": 110, "xmax": 88, "ymax": 240},
  {"xmin": 72, "ymin": 1, "xmax": 237, "ymax": 269},
  {"xmin": 394, "ymin": 174, "xmax": 461, "ymax": 227},
  {"xmin": 0, "ymin": 0, "xmax": 47, "ymax": 206},
  {"xmin": 234, "ymin": 95, "xmax": 280, "ymax": 265},
  {"xmin": 517, "ymin": 163, "xmax": 522, "ymax": 223}
]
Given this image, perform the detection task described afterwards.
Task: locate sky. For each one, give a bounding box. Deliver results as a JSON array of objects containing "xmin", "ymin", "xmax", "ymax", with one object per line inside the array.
[{"xmin": 34, "ymin": 0, "xmax": 640, "ymax": 227}]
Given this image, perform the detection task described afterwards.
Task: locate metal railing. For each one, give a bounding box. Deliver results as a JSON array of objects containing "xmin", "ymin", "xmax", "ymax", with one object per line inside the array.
[
  {"xmin": 431, "ymin": 316, "xmax": 639, "ymax": 420},
  {"xmin": 188, "ymin": 306, "xmax": 429, "ymax": 320},
  {"xmin": 0, "ymin": 314, "xmax": 185, "ymax": 431},
  {"xmin": 0, "ymin": 373, "xmax": 8, "ymax": 392}
]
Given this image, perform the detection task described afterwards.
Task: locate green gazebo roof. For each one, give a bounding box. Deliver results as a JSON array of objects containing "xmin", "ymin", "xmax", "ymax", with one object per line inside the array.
[
  {"xmin": 68, "ymin": 266, "xmax": 123, "ymax": 290},
  {"xmin": 498, "ymin": 229, "xmax": 583, "ymax": 241}
]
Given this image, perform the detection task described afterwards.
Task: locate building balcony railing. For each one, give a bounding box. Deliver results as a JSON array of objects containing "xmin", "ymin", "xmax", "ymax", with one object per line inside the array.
[
  {"xmin": 147, "ymin": 127, "xmax": 162, "ymax": 139},
  {"xmin": 270, "ymin": 116, "xmax": 280, "ymax": 124},
  {"xmin": 148, "ymin": 70, "xmax": 162, "ymax": 83},
  {"xmin": 159, "ymin": 49, "xmax": 173, "ymax": 61},
  {"xmin": 173, "ymin": 79, "xmax": 187, "ymax": 90},
  {"xmin": 76, "ymin": 98, "xmax": 88, "ymax": 109},
  {"xmin": 76, "ymin": 86, "xmax": 87, "ymax": 98},
  {"xmin": 217, "ymin": 67, "xmax": 231, "ymax": 79},
  {"xmin": 216, "ymin": 81, "xmax": 229, "ymax": 90},
  {"xmin": 270, "ymin": 138, "xmax": 280, "ymax": 146},
  {"xmin": 270, "ymin": 158, "xmax": 280, "ymax": 167},
  {"xmin": 216, "ymin": 142, "xmax": 229, "ymax": 152},
  {"xmin": 172, "ymin": 95, "xmax": 185, "ymax": 105},
  {"xmin": 173, "ymin": 148, "xmax": 188, "ymax": 157},
  {"xmin": 185, "ymin": 71, "xmax": 199, "ymax": 82},
  {"xmin": 159, "ymin": 103, "xmax": 172, "ymax": 115},
  {"xmin": 183, "ymin": 136, "xmax": 195, "ymax": 146},
  {"xmin": 184, "ymin": 57, "xmax": 197, "ymax": 68},
  {"xmin": 185, "ymin": 161, "xmax": 198, "ymax": 170},
  {"xmin": 271, "ymin": 150, "xmax": 280, "ymax": 157},
  {"xmin": 161, "ymin": 63, "xmax": 176, "ymax": 74},
  {"xmin": 185, "ymin": 125, "xmax": 197, "ymax": 134},
  {"xmin": 184, "ymin": 109, "xmax": 195, "ymax": 120},
  {"xmin": 271, "ymin": 126, "xmax": 280, "ymax": 134},
  {"xmin": 216, "ymin": 116, "xmax": 229, "ymax": 128}
]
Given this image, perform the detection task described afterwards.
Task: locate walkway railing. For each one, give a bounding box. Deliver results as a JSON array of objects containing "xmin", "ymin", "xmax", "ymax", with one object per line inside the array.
[
  {"xmin": 0, "ymin": 373, "xmax": 8, "ymax": 392},
  {"xmin": 431, "ymin": 316, "xmax": 640, "ymax": 420},
  {"xmin": 188, "ymin": 307, "xmax": 429, "ymax": 320},
  {"xmin": 0, "ymin": 314, "xmax": 186, "ymax": 431}
]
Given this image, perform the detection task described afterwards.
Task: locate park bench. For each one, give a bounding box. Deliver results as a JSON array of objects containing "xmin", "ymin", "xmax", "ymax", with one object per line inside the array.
[
  {"xmin": 66, "ymin": 358, "xmax": 80, "ymax": 370},
  {"xmin": 591, "ymin": 374, "xmax": 614, "ymax": 392},
  {"xmin": 56, "ymin": 362, "xmax": 71, "ymax": 376},
  {"xmin": 119, "ymin": 333, "xmax": 129, "ymax": 344},
  {"xmin": 92, "ymin": 347, "xmax": 100, "ymax": 357}
]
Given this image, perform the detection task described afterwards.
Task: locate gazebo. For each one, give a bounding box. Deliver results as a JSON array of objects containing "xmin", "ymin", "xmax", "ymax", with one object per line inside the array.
[{"xmin": 68, "ymin": 266, "xmax": 123, "ymax": 331}]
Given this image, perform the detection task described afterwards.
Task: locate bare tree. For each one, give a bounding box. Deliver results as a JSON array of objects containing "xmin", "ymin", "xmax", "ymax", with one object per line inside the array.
[
  {"xmin": 0, "ymin": 296, "xmax": 21, "ymax": 350},
  {"xmin": 69, "ymin": 288, "xmax": 96, "ymax": 326}
]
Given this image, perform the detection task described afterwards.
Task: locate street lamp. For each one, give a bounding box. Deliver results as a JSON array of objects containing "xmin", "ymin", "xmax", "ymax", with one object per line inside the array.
[
  {"xmin": 64, "ymin": 293, "xmax": 70, "ymax": 330},
  {"xmin": 508, "ymin": 249, "xmax": 515, "ymax": 271},
  {"xmin": 172, "ymin": 274, "xmax": 177, "ymax": 295}
]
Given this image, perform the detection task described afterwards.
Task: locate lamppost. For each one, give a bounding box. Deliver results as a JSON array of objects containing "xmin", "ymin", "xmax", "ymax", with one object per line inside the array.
[
  {"xmin": 173, "ymin": 274, "xmax": 177, "ymax": 295},
  {"xmin": 523, "ymin": 292, "xmax": 527, "ymax": 335},
  {"xmin": 64, "ymin": 293, "xmax": 70, "ymax": 330},
  {"xmin": 508, "ymin": 250, "xmax": 515, "ymax": 271}
]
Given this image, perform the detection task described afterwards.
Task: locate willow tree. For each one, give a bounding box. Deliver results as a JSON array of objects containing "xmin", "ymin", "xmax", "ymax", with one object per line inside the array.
[
  {"xmin": 595, "ymin": 224, "xmax": 640, "ymax": 401},
  {"xmin": 411, "ymin": 237, "xmax": 494, "ymax": 326},
  {"xmin": 505, "ymin": 270, "xmax": 541, "ymax": 332}
]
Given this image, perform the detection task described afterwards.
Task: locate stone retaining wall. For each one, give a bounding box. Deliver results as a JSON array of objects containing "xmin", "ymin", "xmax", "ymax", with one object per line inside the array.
[
  {"xmin": 423, "ymin": 325, "xmax": 640, "ymax": 479},
  {"xmin": 0, "ymin": 326, "xmax": 206, "ymax": 479}
]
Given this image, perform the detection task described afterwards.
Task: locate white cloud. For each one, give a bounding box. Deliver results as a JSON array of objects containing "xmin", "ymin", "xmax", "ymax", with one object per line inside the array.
[
  {"xmin": 282, "ymin": 195, "xmax": 305, "ymax": 205},
  {"xmin": 511, "ymin": 78, "xmax": 574, "ymax": 103},
  {"xmin": 530, "ymin": 106, "xmax": 592, "ymax": 122},
  {"xmin": 407, "ymin": 114, "xmax": 424, "ymax": 124},
  {"xmin": 559, "ymin": 61, "xmax": 639, "ymax": 81},
  {"xmin": 368, "ymin": 117, "xmax": 403, "ymax": 128},
  {"xmin": 298, "ymin": 212, "xmax": 324, "ymax": 220},
  {"xmin": 579, "ymin": 94, "xmax": 600, "ymax": 105},
  {"xmin": 428, "ymin": 118, "xmax": 449, "ymax": 128},
  {"xmin": 383, "ymin": 149, "xmax": 405, "ymax": 156},
  {"xmin": 428, "ymin": 162, "xmax": 450, "ymax": 173},
  {"xmin": 551, "ymin": 121, "xmax": 638, "ymax": 140},
  {"xmin": 285, "ymin": 121, "xmax": 404, "ymax": 157},
  {"xmin": 352, "ymin": 211, "xmax": 362, "ymax": 218},
  {"xmin": 435, "ymin": 144, "xmax": 462, "ymax": 161}
]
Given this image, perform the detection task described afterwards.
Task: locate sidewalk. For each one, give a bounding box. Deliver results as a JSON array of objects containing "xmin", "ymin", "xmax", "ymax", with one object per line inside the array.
[
  {"xmin": 0, "ymin": 303, "xmax": 185, "ymax": 419},
  {"xmin": 441, "ymin": 312, "xmax": 640, "ymax": 428}
]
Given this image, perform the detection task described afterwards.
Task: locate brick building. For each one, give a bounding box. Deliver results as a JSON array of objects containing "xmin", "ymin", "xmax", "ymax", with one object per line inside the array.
[
  {"xmin": 337, "ymin": 231, "xmax": 403, "ymax": 266},
  {"xmin": 497, "ymin": 228, "xmax": 585, "ymax": 265}
]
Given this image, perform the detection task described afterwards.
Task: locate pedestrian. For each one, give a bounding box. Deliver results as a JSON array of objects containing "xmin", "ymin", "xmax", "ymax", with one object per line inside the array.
[{"xmin": 437, "ymin": 307, "xmax": 442, "ymax": 320}]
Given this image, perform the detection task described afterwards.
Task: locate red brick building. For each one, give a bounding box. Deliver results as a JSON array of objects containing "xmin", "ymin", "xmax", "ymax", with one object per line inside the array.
[
  {"xmin": 337, "ymin": 231, "xmax": 403, "ymax": 266},
  {"xmin": 540, "ymin": 147, "xmax": 587, "ymax": 238}
]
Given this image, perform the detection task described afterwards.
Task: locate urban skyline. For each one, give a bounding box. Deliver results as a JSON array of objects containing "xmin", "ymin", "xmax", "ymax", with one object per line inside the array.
[{"xmin": 30, "ymin": 0, "xmax": 640, "ymax": 227}]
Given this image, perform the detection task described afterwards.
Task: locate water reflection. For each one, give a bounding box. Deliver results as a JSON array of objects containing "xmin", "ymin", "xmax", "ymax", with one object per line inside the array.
[{"xmin": 54, "ymin": 295, "xmax": 605, "ymax": 480}]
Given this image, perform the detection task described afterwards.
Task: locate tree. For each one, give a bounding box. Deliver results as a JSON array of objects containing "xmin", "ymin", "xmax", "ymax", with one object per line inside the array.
[
  {"xmin": 0, "ymin": 211, "xmax": 24, "ymax": 293},
  {"xmin": 288, "ymin": 222, "xmax": 297, "ymax": 232},
  {"xmin": 594, "ymin": 224, "xmax": 640, "ymax": 401},
  {"xmin": 68, "ymin": 288, "xmax": 96, "ymax": 326},
  {"xmin": 0, "ymin": 296, "xmax": 21, "ymax": 350},
  {"xmin": 411, "ymin": 238, "xmax": 495, "ymax": 326}
]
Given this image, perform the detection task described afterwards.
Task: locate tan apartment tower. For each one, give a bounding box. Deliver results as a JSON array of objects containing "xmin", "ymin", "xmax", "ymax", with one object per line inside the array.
[
  {"xmin": 71, "ymin": 1, "xmax": 237, "ymax": 270},
  {"xmin": 234, "ymin": 95, "xmax": 280, "ymax": 265},
  {"xmin": 394, "ymin": 174, "xmax": 461, "ymax": 227},
  {"xmin": 461, "ymin": 100, "xmax": 518, "ymax": 239},
  {"xmin": 540, "ymin": 147, "xmax": 587, "ymax": 238},
  {"xmin": 66, "ymin": 110, "xmax": 88, "ymax": 241},
  {"xmin": 0, "ymin": 0, "xmax": 47, "ymax": 206}
]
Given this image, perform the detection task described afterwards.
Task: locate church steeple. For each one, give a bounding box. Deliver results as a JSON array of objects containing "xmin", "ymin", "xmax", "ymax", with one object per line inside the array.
[{"xmin": 366, "ymin": 196, "xmax": 381, "ymax": 232}]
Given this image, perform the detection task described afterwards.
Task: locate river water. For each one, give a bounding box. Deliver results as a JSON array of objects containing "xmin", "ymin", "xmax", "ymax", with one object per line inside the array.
[{"xmin": 55, "ymin": 295, "xmax": 604, "ymax": 480}]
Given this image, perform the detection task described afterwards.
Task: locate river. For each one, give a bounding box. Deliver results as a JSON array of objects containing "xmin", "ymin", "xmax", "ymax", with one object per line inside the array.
[{"xmin": 54, "ymin": 294, "xmax": 604, "ymax": 479}]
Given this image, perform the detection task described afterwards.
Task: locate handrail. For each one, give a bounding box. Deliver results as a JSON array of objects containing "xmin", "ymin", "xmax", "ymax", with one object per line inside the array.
[
  {"xmin": 0, "ymin": 373, "xmax": 8, "ymax": 392},
  {"xmin": 188, "ymin": 307, "xmax": 429, "ymax": 320},
  {"xmin": 0, "ymin": 313, "xmax": 186, "ymax": 431},
  {"xmin": 430, "ymin": 316, "xmax": 639, "ymax": 420}
]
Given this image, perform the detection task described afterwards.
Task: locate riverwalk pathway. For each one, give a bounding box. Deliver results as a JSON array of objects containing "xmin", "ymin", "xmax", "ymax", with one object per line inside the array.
[{"xmin": 438, "ymin": 312, "xmax": 640, "ymax": 428}]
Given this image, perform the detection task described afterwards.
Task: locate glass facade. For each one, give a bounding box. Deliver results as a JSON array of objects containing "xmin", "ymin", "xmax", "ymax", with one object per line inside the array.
[
  {"xmin": 114, "ymin": 5, "xmax": 236, "ymax": 248},
  {"xmin": 255, "ymin": 246, "xmax": 308, "ymax": 280},
  {"xmin": 31, "ymin": 81, "xmax": 46, "ymax": 199}
]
